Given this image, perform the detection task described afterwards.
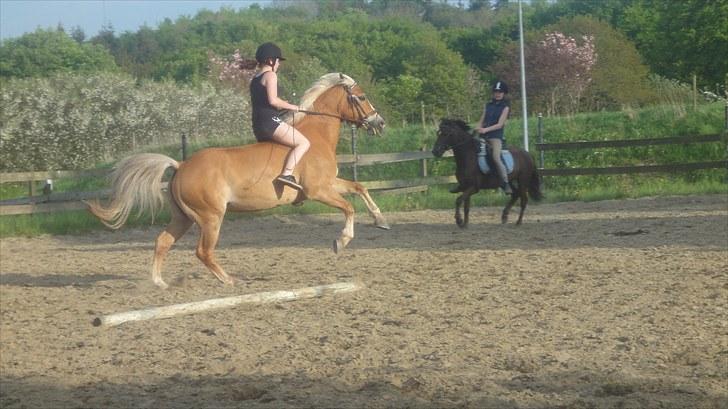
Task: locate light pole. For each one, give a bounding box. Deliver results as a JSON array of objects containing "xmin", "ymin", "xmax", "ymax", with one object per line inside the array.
[{"xmin": 517, "ymin": 0, "xmax": 529, "ymax": 151}]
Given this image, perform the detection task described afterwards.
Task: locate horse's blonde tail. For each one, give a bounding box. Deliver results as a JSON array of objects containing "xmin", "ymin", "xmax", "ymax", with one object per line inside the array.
[{"xmin": 85, "ymin": 153, "xmax": 179, "ymax": 229}]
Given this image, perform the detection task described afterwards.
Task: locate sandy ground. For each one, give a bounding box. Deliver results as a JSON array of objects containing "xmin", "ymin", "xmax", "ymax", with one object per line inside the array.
[{"xmin": 1, "ymin": 194, "xmax": 727, "ymax": 409}]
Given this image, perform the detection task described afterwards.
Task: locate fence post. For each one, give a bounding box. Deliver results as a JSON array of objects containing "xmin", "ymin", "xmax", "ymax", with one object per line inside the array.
[
  {"xmin": 181, "ymin": 133, "xmax": 187, "ymax": 160},
  {"xmin": 28, "ymin": 181, "xmax": 36, "ymax": 201},
  {"xmin": 421, "ymin": 101, "xmax": 426, "ymax": 133},
  {"xmin": 693, "ymin": 74, "xmax": 697, "ymax": 110},
  {"xmin": 538, "ymin": 113, "xmax": 544, "ymax": 169},
  {"xmin": 724, "ymin": 101, "xmax": 727, "ymax": 131},
  {"xmin": 350, "ymin": 125, "xmax": 358, "ymax": 182},
  {"xmin": 420, "ymin": 146, "xmax": 428, "ymax": 177}
]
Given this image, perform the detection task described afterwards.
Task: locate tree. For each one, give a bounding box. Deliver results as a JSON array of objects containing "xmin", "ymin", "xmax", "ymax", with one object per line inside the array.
[
  {"xmin": 491, "ymin": 30, "xmax": 597, "ymax": 116},
  {"xmin": 552, "ymin": 15, "xmax": 654, "ymax": 110},
  {"xmin": 0, "ymin": 28, "xmax": 117, "ymax": 78},
  {"xmin": 70, "ymin": 26, "xmax": 86, "ymax": 43},
  {"xmin": 622, "ymin": 0, "xmax": 728, "ymax": 90}
]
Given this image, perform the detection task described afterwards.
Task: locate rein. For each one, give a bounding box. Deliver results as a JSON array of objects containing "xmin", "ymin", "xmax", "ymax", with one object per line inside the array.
[
  {"xmin": 443, "ymin": 133, "xmax": 479, "ymax": 152},
  {"xmin": 294, "ymin": 83, "xmax": 377, "ymax": 128}
]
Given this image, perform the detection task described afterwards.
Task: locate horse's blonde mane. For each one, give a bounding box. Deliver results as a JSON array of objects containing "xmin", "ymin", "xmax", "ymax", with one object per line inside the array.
[{"xmin": 283, "ymin": 73, "xmax": 356, "ymax": 124}]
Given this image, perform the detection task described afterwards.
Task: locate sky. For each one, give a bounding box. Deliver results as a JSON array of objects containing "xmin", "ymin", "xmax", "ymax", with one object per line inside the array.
[{"xmin": 0, "ymin": 0, "xmax": 273, "ymax": 40}]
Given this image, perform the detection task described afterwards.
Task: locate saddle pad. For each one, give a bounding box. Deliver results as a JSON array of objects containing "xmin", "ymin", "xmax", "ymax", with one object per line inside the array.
[{"xmin": 478, "ymin": 150, "xmax": 514, "ymax": 175}]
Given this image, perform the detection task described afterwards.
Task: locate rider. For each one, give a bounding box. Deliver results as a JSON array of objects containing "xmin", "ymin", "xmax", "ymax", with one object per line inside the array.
[
  {"xmin": 475, "ymin": 80, "xmax": 512, "ymax": 194},
  {"xmin": 248, "ymin": 42, "xmax": 310, "ymax": 190}
]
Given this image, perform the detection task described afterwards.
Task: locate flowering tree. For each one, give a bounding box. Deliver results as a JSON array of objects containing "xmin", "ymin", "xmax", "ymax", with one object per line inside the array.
[
  {"xmin": 207, "ymin": 49, "xmax": 256, "ymax": 95},
  {"xmin": 531, "ymin": 32, "xmax": 597, "ymax": 115},
  {"xmin": 493, "ymin": 31, "xmax": 597, "ymax": 116}
]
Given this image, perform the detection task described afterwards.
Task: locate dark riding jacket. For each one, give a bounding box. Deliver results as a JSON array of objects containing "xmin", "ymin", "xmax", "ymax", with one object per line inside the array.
[{"xmin": 481, "ymin": 99, "xmax": 510, "ymax": 141}]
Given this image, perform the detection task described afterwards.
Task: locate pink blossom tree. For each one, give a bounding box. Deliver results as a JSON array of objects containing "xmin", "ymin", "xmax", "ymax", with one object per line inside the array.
[
  {"xmin": 493, "ymin": 31, "xmax": 597, "ymax": 116},
  {"xmin": 531, "ymin": 32, "xmax": 597, "ymax": 115},
  {"xmin": 207, "ymin": 49, "xmax": 256, "ymax": 95}
]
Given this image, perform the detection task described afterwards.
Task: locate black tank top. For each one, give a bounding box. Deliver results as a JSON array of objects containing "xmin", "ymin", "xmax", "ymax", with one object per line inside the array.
[{"xmin": 250, "ymin": 73, "xmax": 280, "ymax": 127}]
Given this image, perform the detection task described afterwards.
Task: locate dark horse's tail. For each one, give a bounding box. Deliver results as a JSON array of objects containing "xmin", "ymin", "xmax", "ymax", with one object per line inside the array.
[{"xmin": 528, "ymin": 165, "xmax": 544, "ymax": 201}]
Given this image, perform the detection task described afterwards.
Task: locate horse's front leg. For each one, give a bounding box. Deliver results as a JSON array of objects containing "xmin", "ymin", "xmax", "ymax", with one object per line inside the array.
[
  {"xmin": 333, "ymin": 178, "xmax": 390, "ymax": 230},
  {"xmin": 502, "ymin": 190, "xmax": 519, "ymax": 224},
  {"xmin": 463, "ymin": 192, "xmax": 472, "ymax": 227},
  {"xmin": 455, "ymin": 191, "xmax": 474, "ymax": 228},
  {"xmin": 458, "ymin": 187, "xmax": 477, "ymax": 228},
  {"xmin": 309, "ymin": 188, "xmax": 355, "ymax": 253}
]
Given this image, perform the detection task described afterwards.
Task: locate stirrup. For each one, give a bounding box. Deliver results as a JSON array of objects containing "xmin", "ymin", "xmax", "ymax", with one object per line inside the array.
[
  {"xmin": 276, "ymin": 174, "xmax": 303, "ymax": 190},
  {"xmin": 502, "ymin": 182, "xmax": 513, "ymax": 194}
]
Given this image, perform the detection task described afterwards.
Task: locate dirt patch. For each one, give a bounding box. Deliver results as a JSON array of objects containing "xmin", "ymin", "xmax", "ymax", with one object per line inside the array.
[{"xmin": 1, "ymin": 194, "xmax": 727, "ymax": 408}]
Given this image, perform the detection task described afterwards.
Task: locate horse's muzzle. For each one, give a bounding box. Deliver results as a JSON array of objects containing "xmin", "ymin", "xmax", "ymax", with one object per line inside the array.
[
  {"xmin": 432, "ymin": 144, "xmax": 447, "ymax": 158},
  {"xmin": 362, "ymin": 114, "xmax": 385, "ymax": 136}
]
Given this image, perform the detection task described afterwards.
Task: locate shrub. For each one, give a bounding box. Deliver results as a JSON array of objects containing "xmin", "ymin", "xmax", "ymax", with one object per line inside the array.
[{"xmin": 0, "ymin": 72, "xmax": 251, "ymax": 171}]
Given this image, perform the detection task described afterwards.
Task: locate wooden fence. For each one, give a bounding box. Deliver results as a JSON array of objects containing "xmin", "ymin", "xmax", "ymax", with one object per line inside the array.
[
  {"xmin": 1, "ymin": 132, "xmax": 726, "ymax": 216},
  {"xmin": 535, "ymin": 133, "xmax": 726, "ymax": 176},
  {"xmin": 0, "ymin": 151, "xmax": 456, "ymax": 216}
]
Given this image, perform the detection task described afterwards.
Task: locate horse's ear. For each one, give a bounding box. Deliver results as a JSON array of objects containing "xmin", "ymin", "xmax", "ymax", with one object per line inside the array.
[{"xmin": 339, "ymin": 73, "xmax": 344, "ymax": 79}]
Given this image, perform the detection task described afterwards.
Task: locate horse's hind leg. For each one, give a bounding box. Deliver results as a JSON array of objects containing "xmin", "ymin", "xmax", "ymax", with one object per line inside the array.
[
  {"xmin": 334, "ymin": 178, "xmax": 390, "ymax": 230},
  {"xmin": 152, "ymin": 194, "xmax": 193, "ymax": 289},
  {"xmin": 515, "ymin": 184, "xmax": 529, "ymax": 225},
  {"xmin": 196, "ymin": 213, "xmax": 235, "ymax": 285}
]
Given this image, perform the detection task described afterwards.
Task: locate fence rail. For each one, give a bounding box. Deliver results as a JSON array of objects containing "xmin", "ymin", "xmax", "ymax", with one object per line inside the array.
[
  {"xmin": 1, "ymin": 131, "xmax": 725, "ymax": 216},
  {"xmin": 540, "ymin": 161, "xmax": 727, "ymax": 176},
  {"xmin": 535, "ymin": 134, "xmax": 723, "ymax": 151}
]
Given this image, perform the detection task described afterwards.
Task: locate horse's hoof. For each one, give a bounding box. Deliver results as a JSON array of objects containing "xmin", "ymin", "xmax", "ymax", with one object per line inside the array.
[
  {"xmin": 333, "ymin": 239, "xmax": 340, "ymax": 254},
  {"xmin": 154, "ymin": 279, "xmax": 169, "ymax": 290},
  {"xmin": 375, "ymin": 223, "xmax": 391, "ymax": 230}
]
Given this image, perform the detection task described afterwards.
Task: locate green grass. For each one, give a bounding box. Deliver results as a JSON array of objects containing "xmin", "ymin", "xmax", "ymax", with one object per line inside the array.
[{"xmin": 1, "ymin": 102, "xmax": 726, "ymax": 237}]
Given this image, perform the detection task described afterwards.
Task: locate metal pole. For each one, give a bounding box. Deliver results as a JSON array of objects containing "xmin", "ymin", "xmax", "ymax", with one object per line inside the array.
[
  {"xmin": 350, "ymin": 125, "xmax": 358, "ymax": 182},
  {"xmin": 181, "ymin": 133, "xmax": 187, "ymax": 160},
  {"xmin": 538, "ymin": 113, "xmax": 544, "ymax": 169},
  {"xmin": 518, "ymin": 0, "xmax": 529, "ymax": 151}
]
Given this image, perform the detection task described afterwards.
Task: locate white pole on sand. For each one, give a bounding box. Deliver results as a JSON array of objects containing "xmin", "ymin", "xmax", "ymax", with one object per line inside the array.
[{"xmin": 92, "ymin": 282, "xmax": 361, "ymax": 327}]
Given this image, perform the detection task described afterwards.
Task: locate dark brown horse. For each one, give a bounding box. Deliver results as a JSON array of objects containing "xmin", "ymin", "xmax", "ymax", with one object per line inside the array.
[{"xmin": 432, "ymin": 118, "xmax": 542, "ymax": 228}]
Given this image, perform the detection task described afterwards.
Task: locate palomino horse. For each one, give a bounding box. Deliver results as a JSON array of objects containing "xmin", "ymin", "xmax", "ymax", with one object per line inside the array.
[
  {"xmin": 432, "ymin": 118, "xmax": 542, "ymax": 228},
  {"xmin": 87, "ymin": 73, "xmax": 387, "ymax": 288}
]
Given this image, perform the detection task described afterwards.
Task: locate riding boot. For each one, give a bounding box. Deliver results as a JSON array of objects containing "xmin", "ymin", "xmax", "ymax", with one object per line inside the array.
[{"xmin": 501, "ymin": 180, "xmax": 513, "ymax": 194}]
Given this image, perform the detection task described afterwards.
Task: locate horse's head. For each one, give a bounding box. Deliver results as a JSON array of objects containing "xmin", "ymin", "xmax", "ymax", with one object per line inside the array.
[
  {"xmin": 289, "ymin": 73, "xmax": 385, "ymax": 136},
  {"xmin": 339, "ymin": 75, "xmax": 385, "ymax": 135},
  {"xmin": 432, "ymin": 118, "xmax": 472, "ymax": 157}
]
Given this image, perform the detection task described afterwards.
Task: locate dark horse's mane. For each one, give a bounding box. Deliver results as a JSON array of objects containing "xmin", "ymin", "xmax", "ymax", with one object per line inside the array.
[
  {"xmin": 440, "ymin": 118, "xmax": 471, "ymax": 135},
  {"xmin": 439, "ymin": 118, "xmax": 477, "ymax": 150}
]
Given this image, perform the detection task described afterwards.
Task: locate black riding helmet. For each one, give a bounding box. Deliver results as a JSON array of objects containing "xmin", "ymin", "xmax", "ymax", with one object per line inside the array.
[
  {"xmin": 255, "ymin": 42, "xmax": 286, "ymax": 64},
  {"xmin": 492, "ymin": 80, "xmax": 508, "ymax": 93}
]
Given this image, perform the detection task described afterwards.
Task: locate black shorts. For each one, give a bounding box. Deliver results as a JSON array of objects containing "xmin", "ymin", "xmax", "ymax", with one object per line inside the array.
[{"xmin": 252, "ymin": 114, "xmax": 283, "ymax": 141}]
